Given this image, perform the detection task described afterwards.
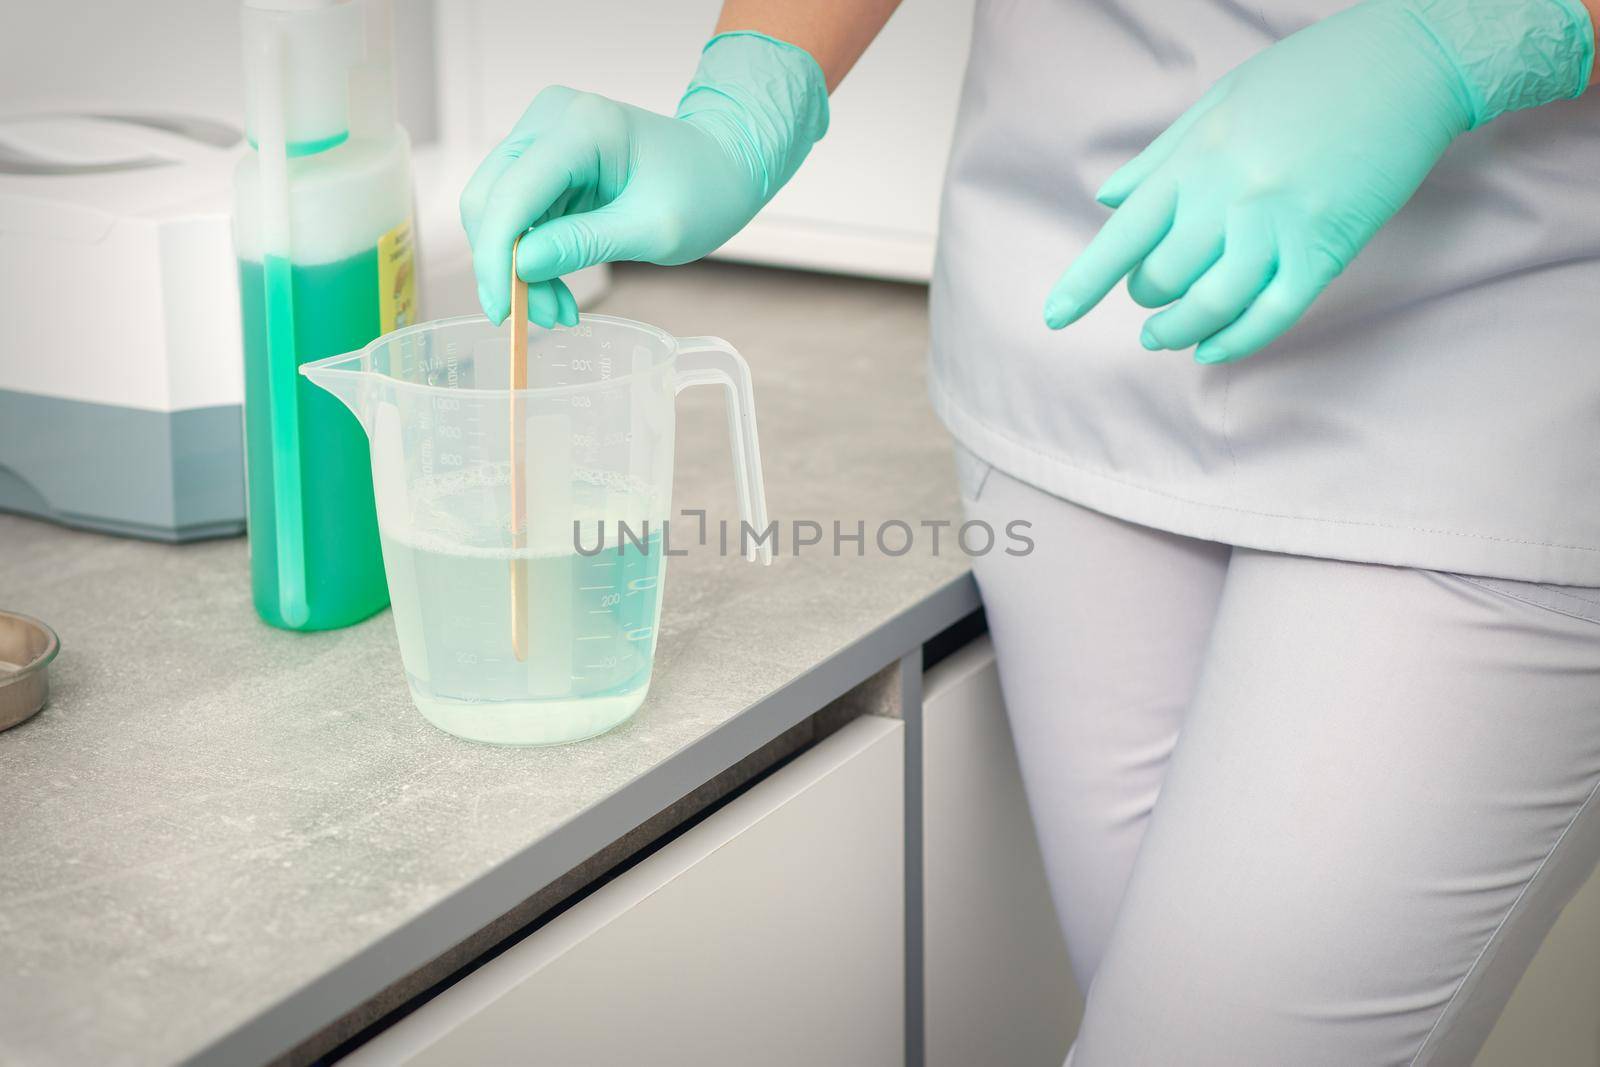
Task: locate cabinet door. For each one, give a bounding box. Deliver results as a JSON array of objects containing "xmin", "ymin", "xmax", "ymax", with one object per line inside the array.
[
  {"xmin": 1475, "ymin": 865, "xmax": 1600, "ymax": 1067},
  {"xmin": 922, "ymin": 636, "xmax": 1080, "ymax": 1067},
  {"xmin": 345, "ymin": 716, "xmax": 904, "ymax": 1067}
]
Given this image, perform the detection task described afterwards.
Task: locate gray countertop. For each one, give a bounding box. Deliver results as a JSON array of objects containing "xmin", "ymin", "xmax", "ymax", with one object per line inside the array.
[{"xmin": 0, "ymin": 262, "xmax": 978, "ymax": 1067}]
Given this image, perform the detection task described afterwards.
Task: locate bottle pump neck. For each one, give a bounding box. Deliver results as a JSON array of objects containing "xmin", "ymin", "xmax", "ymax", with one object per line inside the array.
[{"xmin": 240, "ymin": 0, "xmax": 396, "ymax": 158}]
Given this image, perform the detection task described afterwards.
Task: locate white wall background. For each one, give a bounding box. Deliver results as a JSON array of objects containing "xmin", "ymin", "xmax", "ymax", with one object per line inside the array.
[
  {"xmin": 0, "ymin": 0, "xmax": 440, "ymax": 143},
  {"xmin": 2, "ymin": 0, "xmax": 972, "ymax": 284}
]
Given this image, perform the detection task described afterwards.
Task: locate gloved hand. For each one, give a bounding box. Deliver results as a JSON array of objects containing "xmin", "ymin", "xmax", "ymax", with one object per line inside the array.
[
  {"xmin": 460, "ymin": 31, "xmax": 829, "ymax": 328},
  {"xmin": 1044, "ymin": 0, "xmax": 1595, "ymax": 364}
]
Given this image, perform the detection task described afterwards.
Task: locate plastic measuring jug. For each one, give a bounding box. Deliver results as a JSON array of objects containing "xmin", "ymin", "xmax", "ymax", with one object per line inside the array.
[{"xmin": 300, "ymin": 313, "xmax": 770, "ymax": 745}]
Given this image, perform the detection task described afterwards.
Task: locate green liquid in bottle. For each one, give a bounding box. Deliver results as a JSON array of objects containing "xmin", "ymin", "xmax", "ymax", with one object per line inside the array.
[{"xmin": 238, "ymin": 249, "xmax": 389, "ymax": 631}]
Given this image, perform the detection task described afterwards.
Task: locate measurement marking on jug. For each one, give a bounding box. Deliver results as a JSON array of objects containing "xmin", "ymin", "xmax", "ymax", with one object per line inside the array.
[
  {"xmin": 577, "ymin": 634, "xmax": 609, "ymax": 642},
  {"xmin": 579, "ymin": 584, "xmax": 609, "ymax": 591}
]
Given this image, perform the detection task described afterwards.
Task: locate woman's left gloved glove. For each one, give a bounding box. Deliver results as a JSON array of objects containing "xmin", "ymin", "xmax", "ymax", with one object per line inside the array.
[{"xmin": 1044, "ymin": 0, "xmax": 1596, "ymax": 364}]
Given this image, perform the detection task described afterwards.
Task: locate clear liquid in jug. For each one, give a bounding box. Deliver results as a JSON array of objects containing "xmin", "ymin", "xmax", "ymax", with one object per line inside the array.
[{"xmin": 381, "ymin": 526, "xmax": 665, "ymax": 746}]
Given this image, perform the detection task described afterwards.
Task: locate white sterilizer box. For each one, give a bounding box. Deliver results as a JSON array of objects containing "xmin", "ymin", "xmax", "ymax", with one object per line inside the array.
[{"xmin": 0, "ymin": 112, "xmax": 247, "ymax": 541}]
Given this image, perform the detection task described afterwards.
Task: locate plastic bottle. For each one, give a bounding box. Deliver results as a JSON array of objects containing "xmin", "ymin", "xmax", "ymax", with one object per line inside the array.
[{"xmin": 233, "ymin": 0, "xmax": 417, "ymax": 630}]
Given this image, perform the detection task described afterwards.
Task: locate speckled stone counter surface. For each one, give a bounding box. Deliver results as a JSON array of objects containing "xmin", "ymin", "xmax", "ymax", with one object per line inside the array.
[{"xmin": 0, "ymin": 263, "xmax": 978, "ymax": 1067}]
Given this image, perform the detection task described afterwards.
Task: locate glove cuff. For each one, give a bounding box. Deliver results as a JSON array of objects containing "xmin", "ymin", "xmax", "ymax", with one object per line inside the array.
[
  {"xmin": 676, "ymin": 32, "xmax": 831, "ymax": 204},
  {"xmin": 1401, "ymin": 0, "xmax": 1595, "ymax": 126}
]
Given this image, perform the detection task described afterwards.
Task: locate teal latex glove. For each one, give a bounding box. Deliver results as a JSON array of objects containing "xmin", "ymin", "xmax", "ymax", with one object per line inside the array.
[
  {"xmin": 1044, "ymin": 0, "xmax": 1595, "ymax": 364},
  {"xmin": 460, "ymin": 31, "xmax": 828, "ymax": 328}
]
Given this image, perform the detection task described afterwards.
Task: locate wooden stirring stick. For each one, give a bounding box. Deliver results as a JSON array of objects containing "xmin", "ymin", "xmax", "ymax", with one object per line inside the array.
[{"xmin": 509, "ymin": 235, "xmax": 528, "ymax": 662}]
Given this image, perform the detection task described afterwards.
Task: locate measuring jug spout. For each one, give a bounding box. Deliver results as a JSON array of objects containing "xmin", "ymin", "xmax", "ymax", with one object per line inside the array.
[{"xmin": 299, "ymin": 351, "xmax": 375, "ymax": 434}]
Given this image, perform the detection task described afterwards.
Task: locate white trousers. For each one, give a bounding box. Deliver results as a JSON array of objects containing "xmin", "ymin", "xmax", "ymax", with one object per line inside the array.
[{"xmin": 956, "ymin": 448, "xmax": 1600, "ymax": 1066}]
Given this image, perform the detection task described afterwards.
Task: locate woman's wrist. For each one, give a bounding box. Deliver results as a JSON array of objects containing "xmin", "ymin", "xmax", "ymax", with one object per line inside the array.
[
  {"xmin": 712, "ymin": 0, "xmax": 901, "ymax": 91},
  {"xmin": 1397, "ymin": 0, "xmax": 1595, "ymax": 125},
  {"xmin": 676, "ymin": 32, "xmax": 831, "ymax": 204},
  {"xmin": 1583, "ymin": 0, "xmax": 1600, "ymax": 81}
]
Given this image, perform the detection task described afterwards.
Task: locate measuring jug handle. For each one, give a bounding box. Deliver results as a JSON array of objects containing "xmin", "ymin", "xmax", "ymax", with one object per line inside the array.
[{"xmin": 674, "ymin": 337, "xmax": 772, "ymax": 566}]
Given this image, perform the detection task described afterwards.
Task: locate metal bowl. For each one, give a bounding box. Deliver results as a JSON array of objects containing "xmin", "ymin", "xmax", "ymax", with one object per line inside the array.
[{"xmin": 0, "ymin": 610, "xmax": 59, "ymax": 732}]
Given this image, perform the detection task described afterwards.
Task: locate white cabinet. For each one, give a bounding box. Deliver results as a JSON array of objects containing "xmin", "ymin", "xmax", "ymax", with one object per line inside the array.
[
  {"xmin": 921, "ymin": 636, "xmax": 1081, "ymax": 1067},
  {"xmin": 345, "ymin": 715, "xmax": 905, "ymax": 1067},
  {"xmin": 1476, "ymin": 867, "xmax": 1600, "ymax": 1067},
  {"xmin": 343, "ymin": 631, "xmax": 1598, "ymax": 1067}
]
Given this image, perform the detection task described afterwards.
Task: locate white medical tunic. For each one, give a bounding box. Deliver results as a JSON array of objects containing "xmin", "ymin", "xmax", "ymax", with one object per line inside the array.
[{"xmin": 928, "ymin": 0, "xmax": 1600, "ymax": 583}]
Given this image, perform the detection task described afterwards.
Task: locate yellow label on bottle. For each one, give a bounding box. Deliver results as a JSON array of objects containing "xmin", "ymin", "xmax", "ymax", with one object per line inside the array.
[{"xmin": 378, "ymin": 218, "xmax": 418, "ymax": 333}]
